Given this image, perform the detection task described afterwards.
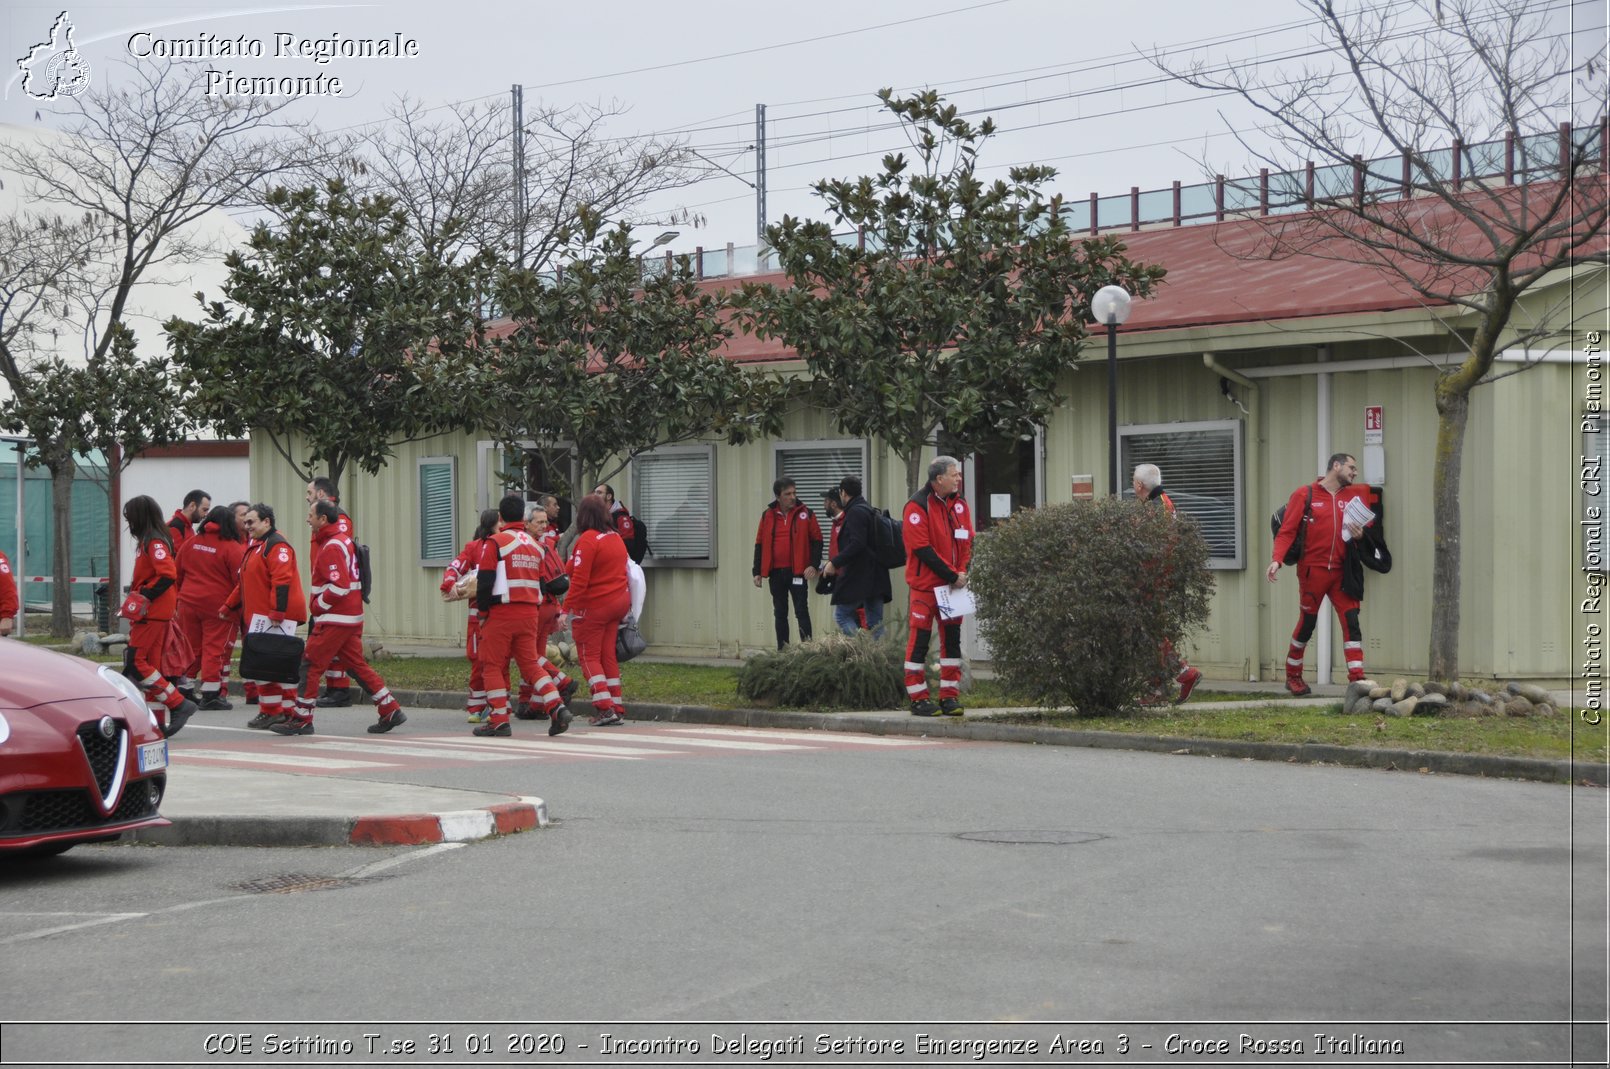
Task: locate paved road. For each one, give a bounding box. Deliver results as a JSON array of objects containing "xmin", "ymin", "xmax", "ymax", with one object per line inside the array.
[{"xmin": 2, "ymin": 715, "xmax": 1604, "ymax": 1067}]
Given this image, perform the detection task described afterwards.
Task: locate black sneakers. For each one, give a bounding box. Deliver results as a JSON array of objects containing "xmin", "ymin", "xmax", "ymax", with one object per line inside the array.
[
  {"xmin": 246, "ymin": 712, "xmax": 286, "ymax": 730},
  {"xmin": 198, "ymin": 695, "xmax": 233, "ymax": 711},
  {"xmin": 513, "ymin": 702, "xmax": 542, "ymax": 720},
  {"xmin": 559, "ymin": 678, "xmax": 580, "ymax": 705},
  {"xmin": 548, "ymin": 705, "xmax": 573, "ymax": 736},
  {"xmin": 910, "ymin": 699, "xmax": 940, "ymax": 717},
  {"xmin": 472, "ymin": 720, "xmax": 511, "ymax": 737},
  {"xmin": 939, "ymin": 698, "xmax": 965, "ymax": 716},
  {"xmin": 367, "ymin": 709, "xmax": 407, "ymax": 734},
  {"xmin": 316, "ymin": 687, "xmax": 353, "ymax": 708},
  {"xmin": 163, "ymin": 699, "xmax": 197, "ymax": 739},
  {"xmin": 269, "ymin": 717, "xmax": 315, "ymax": 736}
]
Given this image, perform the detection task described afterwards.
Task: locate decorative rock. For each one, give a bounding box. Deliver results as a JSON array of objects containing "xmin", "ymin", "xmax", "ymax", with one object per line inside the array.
[
  {"xmin": 80, "ymin": 632, "xmax": 103, "ymax": 655},
  {"xmin": 1390, "ymin": 678, "xmax": 1409, "ymax": 701},
  {"xmin": 1368, "ymin": 686, "xmax": 1391, "ymax": 700},
  {"xmin": 1506, "ymin": 681, "xmax": 1553, "ymax": 705},
  {"xmin": 1423, "ymin": 681, "xmax": 1449, "ymax": 697},
  {"xmin": 1391, "ymin": 696, "xmax": 1420, "ymax": 717},
  {"xmin": 1345, "ymin": 681, "xmax": 1372, "ymax": 706},
  {"xmin": 1466, "ymin": 688, "xmax": 1494, "ymax": 705},
  {"xmin": 1504, "ymin": 698, "xmax": 1534, "ymax": 718},
  {"xmin": 1535, "ymin": 703, "xmax": 1557, "ymax": 718},
  {"xmin": 1372, "ymin": 697, "xmax": 1400, "ymax": 715},
  {"xmin": 1415, "ymin": 693, "xmax": 1449, "ymax": 712},
  {"xmin": 1449, "ymin": 682, "xmax": 1468, "ymax": 701},
  {"xmin": 1407, "ymin": 682, "xmax": 1426, "ymax": 699},
  {"xmin": 547, "ymin": 643, "xmax": 562, "ymax": 664},
  {"xmin": 1347, "ymin": 694, "xmax": 1376, "ymax": 715},
  {"xmin": 69, "ymin": 630, "xmax": 92, "ymax": 652},
  {"xmin": 100, "ymin": 632, "xmax": 127, "ymax": 647}
]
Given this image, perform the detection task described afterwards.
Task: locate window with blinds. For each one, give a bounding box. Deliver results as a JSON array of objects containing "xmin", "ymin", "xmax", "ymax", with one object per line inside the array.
[
  {"xmin": 633, "ymin": 445, "xmax": 715, "ymax": 567},
  {"xmin": 418, "ymin": 457, "xmax": 457, "ymax": 567},
  {"xmin": 1119, "ymin": 421, "xmax": 1244, "ymax": 569},
  {"xmin": 773, "ymin": 439, "xmax": 869, "ymax": 504}
]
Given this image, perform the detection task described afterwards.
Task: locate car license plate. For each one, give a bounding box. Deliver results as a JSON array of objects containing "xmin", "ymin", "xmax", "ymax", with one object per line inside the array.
[{"xmin": 137, "ymin": 740, "xmax": 168, "ymax": 773}]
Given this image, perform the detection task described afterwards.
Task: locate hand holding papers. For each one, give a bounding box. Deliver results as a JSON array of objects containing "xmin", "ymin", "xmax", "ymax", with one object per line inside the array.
[
  {"xmin": 934, "ymin": 583, "xmax": 977, "ymax": 620},
  {"xmin": 1340, "ymin": 497, "xmax": 1376, "ymax": 541},
  {"xmin": 247, "ymin": 613, "xmax": 297, "ymax": 636}
]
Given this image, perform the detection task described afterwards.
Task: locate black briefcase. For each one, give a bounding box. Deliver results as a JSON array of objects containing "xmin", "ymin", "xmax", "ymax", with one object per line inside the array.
[{"xmin": 239, "ymin": 631, "xmax": 304, "ymax": 684}]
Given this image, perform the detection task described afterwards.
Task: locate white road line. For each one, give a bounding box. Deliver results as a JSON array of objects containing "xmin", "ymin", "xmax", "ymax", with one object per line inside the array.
[
  {"xmin": 363, "ymin": 736, "xmax": 655, "ymax": 759},
  {"xmin": 274, "ymin": 739, "xmax": 527, "ymax": 762},
  {"xmin": 563, "ymin": 733, "xmax": 812, "ymax": 752},
  {"xmin": 664, "ymin": 727, "xmax": 942, "ymax": 746},
  {"xmin": 174, "ymin": 749, "xmax": 401, "ymax": 770},
  {"xmin": 340, "ymin": 842, "xmax": 467, "ymax": 879},
  {"xmin": 0, "ymin": 913, "xmax": 147, "ymax": 945}
]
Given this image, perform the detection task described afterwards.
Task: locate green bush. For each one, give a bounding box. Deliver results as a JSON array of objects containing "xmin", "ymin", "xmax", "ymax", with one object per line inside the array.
[
  {"xmin": 969, "ymin": 497, "xmax": 1215, "ymax": 714},
  {"xmin": 736, "ymin": 631, "xmax": 907, "ymax": 710}
]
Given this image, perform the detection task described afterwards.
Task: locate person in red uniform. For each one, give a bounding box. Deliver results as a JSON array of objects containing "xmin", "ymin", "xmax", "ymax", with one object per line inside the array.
[
  {"xmin": 1132, "ymin": 463, "xmax": 1202, "ymax": 705},
  {"xmin": 0, "ymin": 546, "xmax": 17, "ymax": 637},
  {"xmin": 1268, "ymin": 452, "xmax": 1374, "ymax": 694},
  {"xmin": 306, "ymin": 477, "xmax": 358, "ymax": 707},
  {"xmin": 175, "ymin": 505, "xmax": 246, "ymax": 709},
  {"xmin": 441, "ymin": 509, "xmax": 500, "ymax": 723},
  {"xmin": 167, "ymin": 489, "xmax": 210, "ymax": 551},
  {"xmin": 223, "ymin": 503, "xmax": 308, "ymax": 729},
  {"xmin": 123, "ymin": 495, "xmax": 196, "ymax": 738},
  {"xmin": 514, "ymin": 501, "xmax": 579, "ymax": 724},
  {"xmin": 752, "ymin": 477, "xmax": 823, "ymax": 648},
  {"xmin": 273, "ymin": 500, "xmax": 406, "ymax": 735},
  {"xmin": 593, "ymin": 483, "xmax": 646, "ymax": 564},
  {"xmin": 902, "ymin": 456, "xmax": 973, "ymax": 717},
  {"xmin": 225, "ymin": 500, "xmax": 253, "ymax": 703},
  {"xmin": 473, "ymin": 494, "xmax": 570, "ymax": 738},
  {"xmin": 567, "ymin": 493, "xmax": 632, "ymax": 726}
]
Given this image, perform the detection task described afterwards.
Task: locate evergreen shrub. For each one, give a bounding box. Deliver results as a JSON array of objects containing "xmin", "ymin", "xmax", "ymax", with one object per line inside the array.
[
  {"xmin": 736, "ymin": 631, "xmax": 907, "ymax": 710},
  {"xmin": 969, "ymin": 497, "xmax": 1215, "ymax": 714}
]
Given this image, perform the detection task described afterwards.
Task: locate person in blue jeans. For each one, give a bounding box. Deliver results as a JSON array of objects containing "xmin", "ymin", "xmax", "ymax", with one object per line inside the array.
[{"xmin": 821, "ymin": 476, "xmax": 891, "ymax": 637}]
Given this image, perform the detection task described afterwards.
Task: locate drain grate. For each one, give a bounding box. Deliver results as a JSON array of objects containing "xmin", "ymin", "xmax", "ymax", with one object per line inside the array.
[
  {"xmin": 232, "ymin": 873, "xmax": 376, "ymax": 895},
  {"xmin": 955, "ymin": 830, "xmax": 1108, "ymax": 846}
]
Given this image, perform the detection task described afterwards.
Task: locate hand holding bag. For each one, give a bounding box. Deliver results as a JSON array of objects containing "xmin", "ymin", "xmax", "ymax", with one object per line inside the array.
[
  {"xmin": 118, "ymin": 591, "xmax": 150, "ymax": 622},
  {"xmin": 615, "ymin": 615, "xmax": 648, "ymax": 663},
  {"xmin": 239, "ymin": 630, "xmax": 304, "ymax": 684}
]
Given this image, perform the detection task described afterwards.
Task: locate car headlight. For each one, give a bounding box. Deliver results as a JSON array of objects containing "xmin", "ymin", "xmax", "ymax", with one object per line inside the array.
[{"xmin": 98, "ymin": 664, "xmax": 158, "ymax": 731}]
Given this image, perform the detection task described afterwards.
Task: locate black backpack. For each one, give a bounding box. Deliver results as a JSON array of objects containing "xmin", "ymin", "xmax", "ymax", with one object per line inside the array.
[
  {"xmin": 1270, "ymin": 486, "xmax": 1313, "ymax": 566},
  {"xmin": 356, "ymin": 542, "xmax": 373, "ymax": 603},
  {"xmin": 864, "ymin": 504, "xmax": 907, "ymax": 569}
]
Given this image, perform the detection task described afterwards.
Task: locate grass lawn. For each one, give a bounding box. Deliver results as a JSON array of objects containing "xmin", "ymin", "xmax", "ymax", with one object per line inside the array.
[{"xmin": 12, "ymin": 643, "xmax": 1598, "ymax": 766}]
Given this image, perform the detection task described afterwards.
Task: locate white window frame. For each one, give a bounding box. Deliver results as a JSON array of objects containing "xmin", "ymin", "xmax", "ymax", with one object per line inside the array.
[
  {"xmin": 475, "ymin": 439, "xmax": 580, "ymax": 510},
  {"xmin": 771, "ymin": 437, "xmax": 870, "ymax": 503},
  {"xmin": 417, "ymin": 455, "xmax": 458, "ymax": 567},
  {"xmin": 632, "ymin": 443, "xmax": 716, "ymax": 569},
  {"xmin": 1118, "ymin": 419, "xmax": 1245, "ymax": 569}
]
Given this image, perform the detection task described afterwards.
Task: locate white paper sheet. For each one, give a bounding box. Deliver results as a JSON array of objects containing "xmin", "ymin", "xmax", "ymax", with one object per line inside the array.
[{"xmin": 934, "ymin": 584, "xmax": 977, "ymax": 620}]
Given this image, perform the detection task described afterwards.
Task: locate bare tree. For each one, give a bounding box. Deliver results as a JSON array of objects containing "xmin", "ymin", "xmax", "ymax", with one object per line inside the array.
[
  {"xmin": 345, "ymin": 95, "xmax": 698, "ymax": 268},
  {"xmin": 0, "ymin": 59, "xmax": 326, "ymax": 634},
  {"xmin": 1154, "ymin": 0, "xmax": 1607, "ymax": 679}
]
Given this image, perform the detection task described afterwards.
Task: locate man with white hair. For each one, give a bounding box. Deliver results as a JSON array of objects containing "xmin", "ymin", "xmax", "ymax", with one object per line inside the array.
[
  {"xmin": 902, "ymin": 455, "xmax": 973, "ymax": 716},
  {"xmin": 1133, "ymin": 463, "xmax": 1202, "ymax": 704}
]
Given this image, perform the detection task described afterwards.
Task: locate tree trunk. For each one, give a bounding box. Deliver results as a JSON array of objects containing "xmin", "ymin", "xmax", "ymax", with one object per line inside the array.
[
  {"xmin": 903, "ymin": 451, "xmax": 922, "ymax": 501},
  {"xmin": 1427, "ymin": 384, "xmax": 1469, "ymax": 681},
  {"xmin": 49, "ymin": 453, "xmax": 75, "ymax": 639}
]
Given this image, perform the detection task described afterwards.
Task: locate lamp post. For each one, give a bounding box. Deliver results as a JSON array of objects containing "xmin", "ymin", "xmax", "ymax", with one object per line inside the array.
[{"xmin": 1091, "ymin": 285, "xmax": 1133, "ymax": 497}]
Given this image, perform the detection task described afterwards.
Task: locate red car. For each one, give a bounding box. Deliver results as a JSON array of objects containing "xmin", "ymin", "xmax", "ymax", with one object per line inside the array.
[{"xmin": 0, "ymin": 641, "xmax": 170, "ymax": 856}]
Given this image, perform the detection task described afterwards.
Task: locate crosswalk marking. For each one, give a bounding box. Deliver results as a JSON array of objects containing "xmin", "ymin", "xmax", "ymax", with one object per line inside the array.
[
  {"xmin": 170, "ymin": 722, "xmax": 952, "ymax": 775},
  {"xmin": 664, "ymin": 727, "xmax": 940, "ymax": 747},
  {"xmin": 175, "ymin": 748, "xmax": 400, "ymax": 771}
]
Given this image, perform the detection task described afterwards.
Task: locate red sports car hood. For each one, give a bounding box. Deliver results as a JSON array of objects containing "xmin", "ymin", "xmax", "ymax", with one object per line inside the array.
[{"xmin": 0, "ymin": 642, "xmax": 158, "ymax": 732}]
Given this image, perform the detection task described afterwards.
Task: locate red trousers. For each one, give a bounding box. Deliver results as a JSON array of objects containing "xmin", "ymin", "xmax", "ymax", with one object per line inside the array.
[
  {"xmin": 571, "ymin": 593, "xmax": 630, "ymax": 713},
  {"xmin": 478, "ymin": 608, "xmax": 542, "ymax": 722},
  {"xmin": 904, "ymin": 588, "xmax": 961, "ymax": 702},
  {"xmin": 128, "ymin": 620, "xmax": 184, "ymax": 714},
  {"xmin": 176, "ymin": 602, "xmax": 235, "ymax": 690},
  {"xmin": 297, "ymin": 622, "xmax": 387, "ymax": 705},
  {"xmin": 1289, "ymin": 564, "xmax": 1365, "ymax": 681}
]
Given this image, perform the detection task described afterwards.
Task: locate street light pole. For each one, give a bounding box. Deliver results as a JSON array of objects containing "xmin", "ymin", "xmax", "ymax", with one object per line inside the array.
[{"xmin": 1090, "ymin": 285, "xmax": 1133, "ymax": 497}]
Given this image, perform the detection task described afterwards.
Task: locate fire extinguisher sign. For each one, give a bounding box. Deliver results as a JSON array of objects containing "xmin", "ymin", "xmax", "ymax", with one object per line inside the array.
[{"xmin": 1364, "ymin": 404, "xmax": 1384, "ymax": 446}]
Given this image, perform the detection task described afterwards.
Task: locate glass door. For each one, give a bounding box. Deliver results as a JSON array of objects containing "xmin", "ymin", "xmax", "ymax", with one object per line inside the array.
[{"xmin": 955, "ymin": 429, "xmax": 1043, "ymax": 660}]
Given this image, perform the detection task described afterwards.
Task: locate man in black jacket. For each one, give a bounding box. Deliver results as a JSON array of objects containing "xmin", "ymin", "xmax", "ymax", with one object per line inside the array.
[{"xmin": 821, "ymin": 475, "xmax": 891, "ymax": 637}]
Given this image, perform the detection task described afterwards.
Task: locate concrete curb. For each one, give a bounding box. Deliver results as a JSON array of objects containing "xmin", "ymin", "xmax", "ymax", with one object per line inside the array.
[
  {"xmin": 130, "ymin": 795, "xmax": 548, "ymax": 848},
  {"xmin": 388, "ymin": 688, "xmax": 1606, "ymax": 787}
]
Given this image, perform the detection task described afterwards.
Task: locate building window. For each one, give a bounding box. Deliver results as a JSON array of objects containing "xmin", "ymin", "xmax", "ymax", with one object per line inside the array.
[
  {"xmin": 1119, "ymin": 420, "xmax": 1244, "ymax": 569},
  {"xmin": 773, "ymin": 438, "xmax": 869, "ymax": 504},
  {"xmin": 418, "ymin": 456, "xmax": 457, "ymax": 567},
  {"xmin": 633, "ymin": 445, "xmax": 715, "ymax": 567}
]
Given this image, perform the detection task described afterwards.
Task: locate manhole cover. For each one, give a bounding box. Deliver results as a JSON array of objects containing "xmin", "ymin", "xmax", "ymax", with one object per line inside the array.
[
  {"xmin": 232, "ymin": 873, "xmax": 374, "ymax": 895},
  {"xmin": 955, "ymin": 830, "xmax": 1107, "ymax": 846}
]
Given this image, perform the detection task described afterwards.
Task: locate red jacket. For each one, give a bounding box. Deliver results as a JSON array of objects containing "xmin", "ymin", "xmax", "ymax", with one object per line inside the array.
[
  {"xmin": 475, "ymin": 522, "xmax": 543, "ymax": 617},
  {"xmin": 903, "ymin": 484, "xmax": 974, "ymax": 592},
  {"xmin": 0, "ymin": 549, "xmax": 18, "ymax": 621},
  {"xmin": 176, "ymin": 520, "xmax": 246, "ymax": 615},
  {"xmin": 752, "ymin": 502, "xmax": 824, "ymax": 576},
  {"xmin": 1272, "ymin": 480, "xmax": 1372, "ymax": 573},
  {"xmin": 167, "ymin": 510, "xmax": 194, "ymax": 550},
  {"xmin": 567, "ymin": 529, "xmax": 629, "ymax": 613},
  {"xmin": 131, "ymin": 536, "xmax": 179, "ymax": 622},
  {"xmin": 225, "ymin": 530, "xmax": 308, "ymax": 623},
  {"xmin": 309, "ymin": 522, "xmax": 364, "ymax": 625}
]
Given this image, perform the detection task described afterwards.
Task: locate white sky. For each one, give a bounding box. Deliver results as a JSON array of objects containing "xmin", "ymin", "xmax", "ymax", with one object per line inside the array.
[{"xmin": 1, "ymin": 0, "xmax": 1601, "ymax": 251}]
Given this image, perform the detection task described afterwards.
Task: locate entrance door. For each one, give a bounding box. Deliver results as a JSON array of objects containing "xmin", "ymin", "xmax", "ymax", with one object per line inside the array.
[{"xmin": 956, "ymin": 429, "xmax": 1043, "ymax": 659}]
